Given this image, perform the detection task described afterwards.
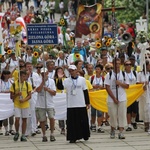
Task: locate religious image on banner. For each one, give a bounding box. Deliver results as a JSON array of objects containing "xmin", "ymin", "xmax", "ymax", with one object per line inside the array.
[{"xmin": 75, "ymin": 3, "xmax": 102, "ymax": 39}]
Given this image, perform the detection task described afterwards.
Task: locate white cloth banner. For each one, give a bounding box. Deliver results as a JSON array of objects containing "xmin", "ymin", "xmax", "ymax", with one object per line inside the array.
[
  {"xmin": 0, "ymin": 93, "xmax": 67, "ymax": 120},
  {"xmin": 0, "ymin": 93, "xmax": 14, "ymax": 120},
  {"xmin": 54, "ymin": 93, "xmax": 67, "ymax": 120}
]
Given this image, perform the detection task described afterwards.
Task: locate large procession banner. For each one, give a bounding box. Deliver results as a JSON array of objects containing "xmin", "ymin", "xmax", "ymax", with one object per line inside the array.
[
  {"xmin": 0, "ymin": 84, "xmax": 144, "ymax": 120},
  {"xmin": 75, "ymin": 3, "xmax": 102, "ymax": 39}
]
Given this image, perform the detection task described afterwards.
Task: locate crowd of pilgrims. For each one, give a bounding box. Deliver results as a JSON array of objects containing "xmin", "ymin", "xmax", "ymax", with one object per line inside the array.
[
  {"xmin": 0, "ymin": 37, "xmax": 150, "ymax": 142},
  {"xmin": 0, "ymin": 0, "xmax": 149, "ymax": 143}
]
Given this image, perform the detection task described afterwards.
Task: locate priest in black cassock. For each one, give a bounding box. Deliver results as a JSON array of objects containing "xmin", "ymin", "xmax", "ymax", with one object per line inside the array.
[{"xmin": 63, "ymin": 65, "xmax": 90, "ymax": 143}]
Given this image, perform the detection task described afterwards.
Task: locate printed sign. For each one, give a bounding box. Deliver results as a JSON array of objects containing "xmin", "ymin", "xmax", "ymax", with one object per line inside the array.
[{"xmin": 26, "ymin": 24, "xmax": 58, "ymax": 45}]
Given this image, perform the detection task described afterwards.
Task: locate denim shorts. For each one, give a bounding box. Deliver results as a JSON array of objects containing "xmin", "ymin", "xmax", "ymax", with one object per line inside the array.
[{"xmin": 91, "ymin": 106, "xmax": 103, "ymax": 117}]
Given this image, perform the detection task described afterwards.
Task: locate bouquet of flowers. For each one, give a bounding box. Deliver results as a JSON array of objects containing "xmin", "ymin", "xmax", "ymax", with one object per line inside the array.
[
  {"xmin": 136, "ymin": 30, "xmax": 148, "ymax": 43},
  {"xmin": 9, "ymin": 24, "xmax": 22, "ymax": 41},
  {"xmin": 102, "ymin": 36, "xmax": 112, "ymax": 47},
  {"xmin": 110, "ymin": 38, "xmax": 121, "ymax": 47}
]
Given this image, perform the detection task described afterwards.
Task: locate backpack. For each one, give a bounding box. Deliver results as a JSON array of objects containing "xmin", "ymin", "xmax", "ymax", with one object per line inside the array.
[
  {"xmin": 30, "ymin": 73, "xmax": 35, "ymax": 89},
  {"xmin": 132, "ymin": 70, "xmax": 137, "ymax": 78},
  {"xmin": 109, "ymin": 70, "xmax": 125, "ymax": 81},
  {"xmin": 58, "ymin": 58, "xmax": 67, "ymax": 66},
  {"xmin": 12, "ymin": 81, "xmax": 28, "ymax": 94},
  {"xmin": 90, "ymin": 75, "xmax": 105, "ymax": 86}
]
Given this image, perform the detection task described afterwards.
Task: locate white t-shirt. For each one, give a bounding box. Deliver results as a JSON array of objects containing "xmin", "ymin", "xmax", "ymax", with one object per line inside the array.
[
  {"xmin": 104, "ymin": 71, "xmax": 129, "ymax": 102},
  {"xmin": 59, "ymin": 2, "xmax": 64, "ymax": 9},
  {"xmin": 55, "ymin": 57, "xmax": 67, "ymax": 67},
  {"xmin": 49, "ymin": 1, "xmax": 55, "ymax": 9},
  {"xmin": 137, "ymin": 71, "xmax": 150, "ymax": 99},
  {"xmin": 28, "ymin": 72, "xmax": 41, "ymax": 88},
  {"xmin": 125, "ymin": 71, "xmax": 137, "ymax": 85},
  {"xmin": 89, "ymin": 75, "xmax": 103, "ymax": 86},
  {"xmin": 1, "ymin": 62, "xmax": 7, "ymax": 72},
  {"xmin": 48, "ymin": 70, "xmax": 55, "ymax": 79},
  {"xmin": 63, "ymin": 76, "xmax": 87, "ymax": 108},
  {"xmin": 87, "ymin": 55, "xmax": 97, "ymax": 67},
  {"xmin": 23, "ymin": 54, "xmax": 33, "ymax": 63},
  {"xmin": 36, "ymin": 78, "xmax": 56, "ymax": 108},
  {"xmin": 6, "ymin": 58, "xmax": 18, "ymax": 72},
  {"xmin": 0, "ymin": 79, "xmax": 12, "ymax": 92}
]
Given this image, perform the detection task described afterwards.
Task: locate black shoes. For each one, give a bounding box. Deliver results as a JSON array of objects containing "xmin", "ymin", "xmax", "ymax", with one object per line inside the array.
[
  {"xmin": 132, "ymin": 123, "xmax": 137, "ymax": 129},
  {"xmin": 126, "ymin": 127, "xmax": 132, "ymax": 131},
  {"xmin": 69, "ymin": 140, "xmax": 76, "ymax": 143}
]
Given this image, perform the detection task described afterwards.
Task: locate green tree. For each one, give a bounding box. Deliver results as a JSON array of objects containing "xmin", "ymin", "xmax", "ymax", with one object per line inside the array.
[{"xmin": 104, "ymin": 0, "xmax": 146, "ymax": 23}]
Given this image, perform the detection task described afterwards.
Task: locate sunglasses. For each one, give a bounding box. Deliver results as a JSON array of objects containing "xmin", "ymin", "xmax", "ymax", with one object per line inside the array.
[
  {"xmin": 145, "ymin": 57, "xmax": 150, "ymax": 59},
  {"xmin": 36, "ymin": 66, "xmax": 43, "ymax": 69},
  {"xmin": 106, "ymin": 67, "xmax": 113, "ymax": 70},
  {"xmin": 20, "ymin": 65, "xmax": 25, "ymax": 67},
  {"xmin": 125, "ymin": 64, "xmax": 131, "ymax": 66}
]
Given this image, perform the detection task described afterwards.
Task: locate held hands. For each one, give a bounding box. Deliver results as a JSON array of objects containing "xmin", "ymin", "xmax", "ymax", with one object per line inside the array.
[
  {"xmin": 43, "ymin": 86, "xmax": 49, "ymax": 92},
  {"xmin": 115, "ymin": 80, "xmax": 122, "ymax": 87},
  {"xmin": 19, "ymin": 94, "xmax": 24, "ymax": 103},
  {"xmin": 113, "ymin": 98, "xmax": 119, "ymax": 104}
]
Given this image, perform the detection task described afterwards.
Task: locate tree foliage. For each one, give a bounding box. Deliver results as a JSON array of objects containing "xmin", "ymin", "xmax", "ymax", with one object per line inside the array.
[{"xmin": 104, "ymin": 0, "xmax": 146, "ymax": 24}]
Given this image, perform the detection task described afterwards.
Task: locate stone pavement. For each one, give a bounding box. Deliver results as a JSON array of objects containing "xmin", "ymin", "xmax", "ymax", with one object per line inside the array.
[{"xmin": 0, "ymin": 122, "xmax": 150, "ymax": 150}]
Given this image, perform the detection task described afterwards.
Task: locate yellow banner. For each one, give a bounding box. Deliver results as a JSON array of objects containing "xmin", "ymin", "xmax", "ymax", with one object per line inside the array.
[{"xmin": 89, "ymin": 84, "xmax": 144, "ymax": 112}]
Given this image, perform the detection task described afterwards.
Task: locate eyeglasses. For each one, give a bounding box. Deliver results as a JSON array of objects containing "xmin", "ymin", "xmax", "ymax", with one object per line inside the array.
[{"xmin": 125, "ymin": 64, "xmax": 131, "ymax": 66}]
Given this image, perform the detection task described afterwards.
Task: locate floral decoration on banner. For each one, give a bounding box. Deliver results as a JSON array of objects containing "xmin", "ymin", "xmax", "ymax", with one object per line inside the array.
[{"xmin": 136, "ymin": 31, "xmax": 148, "ymax": 43}]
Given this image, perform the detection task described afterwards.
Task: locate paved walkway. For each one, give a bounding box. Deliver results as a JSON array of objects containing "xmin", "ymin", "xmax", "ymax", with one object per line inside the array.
[{"xmin": 0, "ymin": 122, "xmax": 150, "ymax": 150}]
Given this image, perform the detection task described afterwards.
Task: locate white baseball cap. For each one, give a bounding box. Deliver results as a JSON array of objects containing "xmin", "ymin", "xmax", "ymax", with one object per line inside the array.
[
  {"xmin": 68, "ymin": 65, "xmax": 77, "ymax": 70},
  {"xmin": 40, "ymin": 67, "xmax": 48, "ymax": 73}
]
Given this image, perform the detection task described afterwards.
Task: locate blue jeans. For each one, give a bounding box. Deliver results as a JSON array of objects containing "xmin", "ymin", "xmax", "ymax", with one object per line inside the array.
[
  {"xmin": 33, "ymin": 0, "xmax": 38, "ymax": 8},
  {"xmin": 17, "ymin": 2, "xmax": 22, "ymax": 11}
]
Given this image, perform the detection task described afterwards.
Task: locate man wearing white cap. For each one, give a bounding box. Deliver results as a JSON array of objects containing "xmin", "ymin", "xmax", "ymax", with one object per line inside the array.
[
  {"xmin": 63, "ymin": 65, "xmax": 90, "ymax": 143},
  {"xmin": 87, "ymin": 47, "xmax": 97, "ymax": 67},
  {"xmin": 36, "ymin": 67, "xmax": 56, "ymax": 142}
]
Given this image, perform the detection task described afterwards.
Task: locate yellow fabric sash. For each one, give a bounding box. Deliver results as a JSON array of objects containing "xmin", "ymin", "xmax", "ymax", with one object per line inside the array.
[{"xmin": 89, "ymin": 84, "xmax": 144, "ymax": 112}]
